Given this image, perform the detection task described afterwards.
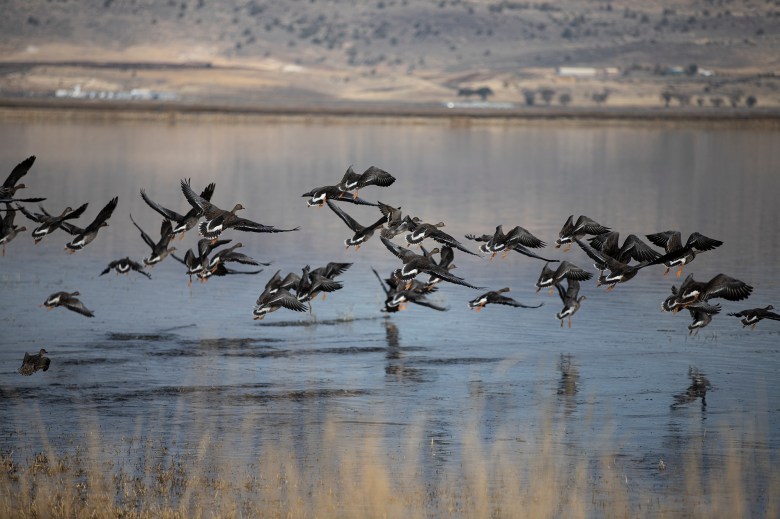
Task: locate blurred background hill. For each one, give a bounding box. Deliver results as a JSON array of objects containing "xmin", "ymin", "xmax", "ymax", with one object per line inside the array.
[{"xmin": 1, "ymin": 0, "xmax": 779, "ymax": 109}]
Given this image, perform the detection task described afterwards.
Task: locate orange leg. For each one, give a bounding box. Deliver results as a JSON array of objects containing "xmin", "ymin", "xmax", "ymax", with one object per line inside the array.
[
  {"xmin": 751, "ymin": 324, "xmax": 756, "ymax": 331},
  {"xmin": 663, "ymin": 268, "xmax": 670, "ymax": 277},
  {"xmin": 322, "ymin": 293, "xmax": 327, "ymax": 301},
  {"xmin": 606, "ymin": 285, "xmax": 615, "ymax": 292},
  {"xmin": 676, "ymin": 266, "xmax": 683, "ymax": 278},
  {"xmin": 548, "ymin": 287, "xmax": 555, "ymax": 296},
  {"xmin": 563, "ymin": 243, "xmax": 572, "ymax": 253},
  {"xmin": 568, "ymin": 317, "xmax": 572, "ymax": 328},
  {"xmin": 501, "ymin": 250, "xmax": 508, "ymax": 259}
]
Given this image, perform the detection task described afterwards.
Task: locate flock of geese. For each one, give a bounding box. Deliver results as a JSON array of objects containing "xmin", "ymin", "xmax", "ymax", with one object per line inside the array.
[{"xmin": 2, "ymin": 155, "xmax": 778, "ymax": 376}]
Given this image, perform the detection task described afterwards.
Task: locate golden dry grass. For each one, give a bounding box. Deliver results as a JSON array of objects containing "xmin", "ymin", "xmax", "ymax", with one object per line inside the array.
[{"xmin": 1, "ymin": 402, "xmax": 777, "ymax": 519}]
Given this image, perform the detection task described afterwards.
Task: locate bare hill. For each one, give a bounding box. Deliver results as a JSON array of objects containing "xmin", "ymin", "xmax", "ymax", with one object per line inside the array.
[{"xmin": 2, "ymin": 0, "xmax": 779, "ymax": 109}]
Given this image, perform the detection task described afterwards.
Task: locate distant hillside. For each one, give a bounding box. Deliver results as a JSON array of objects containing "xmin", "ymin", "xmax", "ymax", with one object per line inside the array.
[{"xmin": 2, "ymin": 0, "xmax": 779, "ymax": 109}]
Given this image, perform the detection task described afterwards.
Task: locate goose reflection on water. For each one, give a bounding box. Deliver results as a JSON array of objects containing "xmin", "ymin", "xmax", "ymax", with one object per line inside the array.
[{"xmin": 671, "ymin": 367, "xmax": 711, "ymax": 411}]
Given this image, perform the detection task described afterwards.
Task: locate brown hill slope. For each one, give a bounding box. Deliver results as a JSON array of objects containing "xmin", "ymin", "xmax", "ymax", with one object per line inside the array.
[{"xmin": 1, "ymin": 0, "xmax": 779, "ymax": 108}]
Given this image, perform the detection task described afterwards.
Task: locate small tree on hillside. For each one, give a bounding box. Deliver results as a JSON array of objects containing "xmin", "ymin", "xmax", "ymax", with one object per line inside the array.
[
  {"xmin": 558, "ymin": 92, "xmax": 572, "ymax": 107},
  {"xmin": 539, "ymin": 87, "xmax": 556, "ymax": 106},
  {"xmin": 475, "ymin": 86, "xmax": 494, "ymax": 100},
  {"xmin": 746, "ymin": 95, "xmax": 757, "ymax": 107},
  {"xmin": 522, "ymin": 89, "xmax": 536, "ymax": 106}
]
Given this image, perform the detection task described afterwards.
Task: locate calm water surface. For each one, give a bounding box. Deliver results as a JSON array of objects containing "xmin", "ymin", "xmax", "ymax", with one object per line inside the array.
[{"xmin": 0, "ymin": 117, "xmax": 778, "ymax": 509}]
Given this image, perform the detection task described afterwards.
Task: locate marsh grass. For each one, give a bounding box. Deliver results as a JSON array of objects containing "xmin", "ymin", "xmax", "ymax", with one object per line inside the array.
[{"xmin": 1, "ymin": 404, "xmax": 777, "ymax": 519}]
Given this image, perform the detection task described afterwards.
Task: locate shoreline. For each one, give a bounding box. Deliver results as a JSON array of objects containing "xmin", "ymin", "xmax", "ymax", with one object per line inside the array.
[{"xmin": 2, "ymin": 97, "xmax": 780, "ymax": 128}]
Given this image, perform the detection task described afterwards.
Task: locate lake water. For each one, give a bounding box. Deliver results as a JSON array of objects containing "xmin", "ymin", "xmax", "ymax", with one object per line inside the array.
[{"xmin": 1, "ymin": 116, "xmax": 778, "ymax": 514}]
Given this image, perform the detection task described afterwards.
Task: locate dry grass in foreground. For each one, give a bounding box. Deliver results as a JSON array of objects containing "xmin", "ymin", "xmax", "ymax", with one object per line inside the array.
[{"xmin": 0, "ymin": 410, "xmax": 777, "ymax": 519}]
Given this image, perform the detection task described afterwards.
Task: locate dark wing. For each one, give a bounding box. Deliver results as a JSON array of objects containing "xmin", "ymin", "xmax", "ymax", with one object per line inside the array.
[
  {"xmin": 686, "ymin": 232, "xmax": 723, "ymax": 252},
  {"xmin": 357, "ymin": 166, "xmax": 395, "ymax": 188},
  {"xmin": 619, "ymin": 235, "xmax": 662, "ymax": 263},
  {"xmin": 318, "ymin": 262, "xmax": 353, "ymax": 278},
  {"xmin": 512, "ymin": 244, "xmax": 559, "ymax": 262},
  {"xmin": 380, "ymin": 233, "xmax": 416, "ymax": 261},
  {"xmin": 371, "ymin": 267, "xmax": 390, "ymax": 295},
  {"xmin": 85, "ymin": 197, "xmax": 118, "ymax": 232},
  {"xmin": 326, "ymin": 199, "xmax": 364, "ymax": 232},
  {"xmin": 465, "ymin": 233, "xmax": 492, "ymax": 243},
  {"xmin": 140, "ymin": 189, "xmax": 186, "ymax": 222},
  {"xmin": 688, "ymin": 301, "xmax": 722, "ymax": 316},
  {"xmin": 424, "ymin": 265, "xmax": 484, "ymax": 289},
  {"xmin": 377, "ymin": 201, "xmax": 402, "ymax": 224},
  {"xmin": 60, "ymin": 203, "xmax": 89, "ymax": 222},
  {"xmin": 407, "ymin": 294, "xmax": 448, "ymax": 311},
  {"xmin": 427, "ymin": 229, "xmax": 479, "ymax": 256},
  {"xmin": 14, "ymin": 203, "xmax": 43, "ymax": 223},
  {"xmin": 129, "ymin": 259, "xmax": 152, "ymax": 278},
  {"xmin": 212, "ymin": 265, "xmax": 264, "ymax": 276},
  {"xmin": 180, "ymin": 178, "xmax": 216, "ymax": 214},
  {"xmin": 129, "ymin": 213, "xmax": 156, "ymax": 249},
  {"xmin": 493, "ymin": 295, "xmax": 544, "ymax": 308},
  {"xmin": 574, "ymin": 238, "xmax": 615, "ymax": 271},
  {"xmin": 558, "ymin": 215, "xmax": 575, "ymax": 238},
  {"xmin": 18, "ymin": 353, "xmax": 35, "ymax": 376},
  {"xmin": 556, "ymin": 260, "xmax": 593, "ymax": 282},
  {"xmin": 4, "ymin": 155, "xmax": 36, "ymax": 188},
  {"xmin": 702, "ymin": 274, "xmax": 753, "ymax": 302},
  {"xmin": 59, "ymin": 221, "xmax": 83, "ymax": 235},
  {"xmin": 334, "ymin": 194, "xmax": 379, "ymax": 207},
  {"xmin": 646, "ymin": 230, "xmax": 682, "ymax": 252},
  {"xmin": 268, "ymin": 291, "xmax": 309, "ymax": 312},
  {"xmin": 199, "ymin": 182, "xmax": 216, "ymax": 202},
  {"xmin": 230, "ymin": 216, "xmax": 300, "ymax": 234},
  {"xmin": 198, "ymin": 238, "xmax": 231, "ymax": 258},
  {"xmin": 588, "ymin": 231, "xmax": 618, "ymax": 252},
  {"xmin": 63, "ymin": 297, "xmax": 95, "ymax": 317},
  {"xmin": 573, "ymin": 215, "xmax": 610, "ymax": 235},
  {"xmin": 437, "ymin": 246, "xmax": 455, "ymax": 269},
  {"xmin": 506, "ymin": 226, "xmax": 546, "ymax": 248}
]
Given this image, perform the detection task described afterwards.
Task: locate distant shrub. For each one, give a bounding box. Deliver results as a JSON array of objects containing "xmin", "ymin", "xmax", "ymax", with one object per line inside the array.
[
  {"xmin": 746, "ymin": 95, "xmax": 757, "ymax": 107},
  {"xmin": 558, "ymin": 93, "xmax": 572, "ymax": 106}
]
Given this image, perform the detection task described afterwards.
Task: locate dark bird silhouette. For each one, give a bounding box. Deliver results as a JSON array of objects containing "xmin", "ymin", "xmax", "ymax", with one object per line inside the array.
[
  {"xmin": 18, "ymin": 348, "xmax": 50, "ymax": 376},
  {"xmin": 15, "ymin": 203, "xmax": 89, "ymax": 244},
  {"xmin": 0, "ymin": 155, "xmax": 36, "ymax": 199},
  {"xmin": 380, "ymin": 233, "xmax": 483, "ymax": 289},
  {"xmin": 302, "ymin": 184, "xmax": 379, "ymax": 208},
  {"xmin": 574, "ymin": 238, "xmax": 654, "ymax": 290},
  {"xmin": 336, "ymin": 165, "xmax": 396, "ymax": 198},
  {"xmin": 172, "ymin": 238, "xmax": 231, "ymax": 285},
  {"xmin": 140, "ymin": 181, "xmax": 215, "ymax": 238},
  {"xmin": 646, "ymin": 231, "xmax": 723, "ymax": 277},
  {"xmin": 253, "ymin": 289, "xmax": 308, "ymax": 320},
  {"xmin": 61, "ymin": 197, "xmax": 118, "ymax": 253},
  {"xmin": 587, "ymin": 232, "xmax": 661, "ymax": 265},
  {"xmin": 535, "ymin": 261, "xmax": 592, "ymax": 293},
  {"xmin": 207, "ymin": 242, "xmax": 269, "ymax": 271},
  {"xmin": 676, "ymin": 273, "xmax": 753, "ymax": 307},
  {"xmin": 405, "ymin": 218, "xmax": 479, "ymax": 256},
  {"xmin": 41, "ymin": 291, "xmax": 94, "ymax": 317},
  {"xmin": 556, "ymin": 215, "xmax": 610, "ymax": 251},
  {"xmin": 100, "ymin": 257, "xmax": 152, "ymax": 279},
  {"xmin": 181, "ymin": 179, "xmax": 299, "ymax": 238},
  {"xmin": 687, "ymin": 301, "xmax": 721, "ymax": 335},
  {"xmin": 728, "ymin": 305, "xmax": 780, "ymax": 330},
  {"xmin": 468, "ymin": 287, "xmax": 544, "ymax": 311},
  {"xmin": 0, "ymin": 206, "xmax": 26, "ymax": 256},
  {"xmin": 372, "ymin": 267, "xmax": 445, "ymax": 312},
  {"xmin": 198, "ymin": 263, "xmax": 264, "ymax": 281},
  {"xmin": 326, "ymin": 199, "xmax": 385, "ymax": 249},
  {"xmin": 671, "ymin": 367, "xmax": 711, "ymax": 409},
  {"xmin": 130, "ymin": 214, "xmax": 176, "ymax": 266},
  {"xmin": 555, "ymin": 279, "xmax": 586, "ymax": 328}
]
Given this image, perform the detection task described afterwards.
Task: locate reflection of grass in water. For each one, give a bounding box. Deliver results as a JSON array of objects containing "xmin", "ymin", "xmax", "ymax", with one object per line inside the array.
[{"xmin": 1, "ymin": 409, "xmax": 777, "ymax": 518}]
